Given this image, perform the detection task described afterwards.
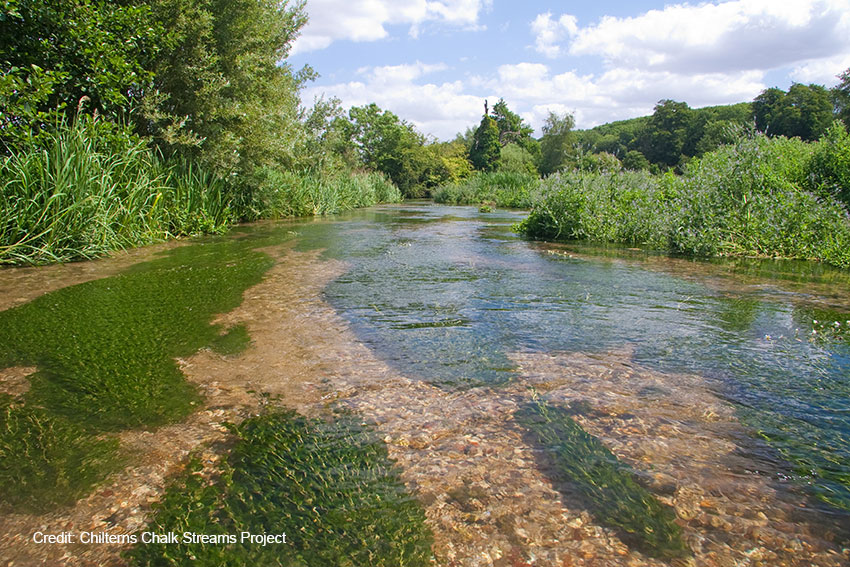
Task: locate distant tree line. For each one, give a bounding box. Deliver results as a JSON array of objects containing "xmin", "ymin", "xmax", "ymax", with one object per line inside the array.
[{"xmin": 2, "ymin": 0, "xmax": 849, "ymax": 201}]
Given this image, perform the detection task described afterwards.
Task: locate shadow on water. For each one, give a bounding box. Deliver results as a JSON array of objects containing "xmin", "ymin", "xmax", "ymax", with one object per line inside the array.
[{"xmin": 515, "ymin": 399, "xmax": 689, "ymax": 560}]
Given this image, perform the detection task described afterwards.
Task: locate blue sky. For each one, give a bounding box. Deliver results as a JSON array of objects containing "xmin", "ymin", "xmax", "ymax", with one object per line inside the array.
[{"xmin": 288, "ymin": 0, "xmax": 850, "ymax": 140}]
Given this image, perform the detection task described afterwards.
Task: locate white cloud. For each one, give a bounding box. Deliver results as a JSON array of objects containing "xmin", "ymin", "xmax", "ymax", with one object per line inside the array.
[
  {"xmin": 301, "ymin": 1, "xmax": 850, "ymax": 140},
  {"xmin": 477, "ymin": 63, "xmax": 765, "ymax": 131},
  {"xmin": 530, "ymin": 12, "xmax": 578, "ymax": 58},
  {"xmin": 302, "ymin": 62, "xmax": 489, "ymax": 139},
  {"xmin": 536, "ymin": 0, "xmax": 850, "ymax": 74},
  {"xmin": 292, "ymin": 0, "xmax": 492, "ymax": 55},
  {"xmin": 790, "ymin": 53, "xmax": 850, "ymax": 85}
]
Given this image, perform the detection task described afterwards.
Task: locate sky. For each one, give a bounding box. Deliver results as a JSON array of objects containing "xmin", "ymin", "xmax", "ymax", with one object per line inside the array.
[{"xmin": 287, "ymin": 0, "xmax": 850, "ymax": 140}]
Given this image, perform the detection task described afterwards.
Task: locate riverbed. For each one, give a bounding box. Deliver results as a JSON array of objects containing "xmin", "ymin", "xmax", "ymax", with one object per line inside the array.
[{"xmin": 1, "ymin": 202, "xmax": 849, "ymax": 566}]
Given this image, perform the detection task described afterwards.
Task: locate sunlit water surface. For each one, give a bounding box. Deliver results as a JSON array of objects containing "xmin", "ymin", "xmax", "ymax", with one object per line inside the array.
[{"xmin": 282, "ymin": 202, "xmax": 850, "ymax": 522}]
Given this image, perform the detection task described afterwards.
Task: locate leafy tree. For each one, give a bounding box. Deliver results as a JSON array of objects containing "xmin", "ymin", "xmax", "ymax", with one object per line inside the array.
[
  {"xmin": 639, "ymin": 99, "xmax": 694, "ymax": 168},
  {"xmin": 622, "ymin": 150, "xmax": 650, "ymax": 171},
  {"xmin": 831, "ymin": 68, "xmax": 850, "ymax": 129},
  {"xmin": 431, "ymin": 140, "xmax": 473, "ymax": 184},
  {"xmin": 141, "ymin": 0, "xmax": 311, "ymax": 183},
  {"xmin": 491, "ymin": 99, "xmax": 533, "ymax": 145},
  {"xmin": 0, "ymin": 0, "xmax": 160, "ymax": 146},
  {"xmin": 347, "ymin": 103, "xmax": 431, "ymax": 196},
  {"xmin": 752, "ymin": 83, "xmax": 833, "ymax": 141},
  {"xmin": 538, "ymin": 111, "xmax": 575, "ymax": 175},
  {"xmin": 498, "ymin": 143, "xmax": 538, "ymax": 175},
  {"xmin": 469, "ymin": 111, "xmax": 501, "ymax": 172}
]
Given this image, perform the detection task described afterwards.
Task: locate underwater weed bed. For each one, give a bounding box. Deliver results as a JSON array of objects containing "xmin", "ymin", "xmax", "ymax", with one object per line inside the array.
[
  {"xmin": 516, "ymin": 399, "xmax": 688, "ymax": 560},
  {"xmin": 127, "ymin": 409, "xmax": 432, "ymax": 567},
  {"xmin": 0, "ymin": 238, "xmax": 276, "ymax": 511}
]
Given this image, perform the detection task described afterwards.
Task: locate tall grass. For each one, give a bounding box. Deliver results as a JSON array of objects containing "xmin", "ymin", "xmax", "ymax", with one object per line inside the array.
[
  {"xmin": 433, "ymin": 171, "xmax": 539, "ymax": 209},
  {"xmin": 249, "ymin": 168, "xmax": 402, "ymax": 220},
  {"xmin": 519, "ymin": 130, "xmax": 850, "ymax": 269},
  {"xmin": 0, "ymin": 116, "xmax": 232, "ymax": 264},
  {"xmin": 1, "ymin": 117, "xmax": 403, "ymax": 265}
]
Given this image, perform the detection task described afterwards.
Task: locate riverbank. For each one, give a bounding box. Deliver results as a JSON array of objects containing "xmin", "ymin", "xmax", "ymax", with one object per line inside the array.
[{"xmin": 0, "ymin": 117, "xmax": 402, "ymax": 266}]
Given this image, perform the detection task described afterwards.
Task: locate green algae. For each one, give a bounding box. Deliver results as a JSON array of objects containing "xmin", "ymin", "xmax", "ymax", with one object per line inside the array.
[
  {"xmin": 0, "ymin": 397, "xmax": 120, "ymax": 511},
  {"xmin": 516, "ymin": 399, "xmax": 689, "ymax": 560},
  {"xmin": 127, "ymin": 409, "xmax": 433, "ymax": 567},
  {"xmin": 0, "ymin": 236, "xmax": 277, "ymax": 510}
]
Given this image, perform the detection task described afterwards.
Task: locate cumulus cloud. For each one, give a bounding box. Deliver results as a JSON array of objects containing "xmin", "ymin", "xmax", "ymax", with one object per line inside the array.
[
  {"xmin": 474, "ymin": 64, "xmax": 765, "ymax": 130},
  {"xmin": 530, "ymin": 12, "xmax": 578, "ymax": 58},
  {"xmin": 534, "ymin": 0, "xmax": 850, "ymax": 74},
  {"xmin": 302, "ymin": 62, "xmax": 489, "ymax": 139},
  {"xmin": 292, "ymin": 0, "xmax": 492, "ymax": 55}
]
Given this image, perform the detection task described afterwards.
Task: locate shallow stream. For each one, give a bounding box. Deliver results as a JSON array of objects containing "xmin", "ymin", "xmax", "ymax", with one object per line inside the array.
[{"xmin": 2, "ymin": 202, "xmax": 849, "ymax": 566}]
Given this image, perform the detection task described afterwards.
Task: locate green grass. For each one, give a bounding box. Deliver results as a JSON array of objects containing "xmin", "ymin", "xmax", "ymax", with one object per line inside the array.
[
  {"xmin": 249, "ymin": 168, "xmax": 402, "ymax": 220},
  {"xmin": 518, "ymin": 131, "xmax": 850, "ymax": 269},
  {"xmin": 515, "ymin": 399, "xmax": 688, "ymax": 560},
  {"xmin": 0, "ymin": 237, "xmax": 277, "ymax": 511},
  {"xmin": 0, "ymin": 116, "xmax": 231, "ymax": 265},
  {"xmin": 127, "ymin": 409, "xmax": 433, "ymax": 567},
  {"xmin": 433, "ymin": 171, "xmax": 539, "ymax": 209},
  {"xmin": 0, "ymin": 117, "xmax": 403, "ymax": 266}
]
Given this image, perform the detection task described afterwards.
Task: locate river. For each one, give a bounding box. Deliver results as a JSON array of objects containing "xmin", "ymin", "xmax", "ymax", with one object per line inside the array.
[{"xmin": 1, "ymin": 202, "xmax": 849, "ymax": 566}]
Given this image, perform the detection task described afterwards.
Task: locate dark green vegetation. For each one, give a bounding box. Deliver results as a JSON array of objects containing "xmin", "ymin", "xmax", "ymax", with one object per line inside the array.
[
  {"xmin": 516, "ymin": 400, "xmax": 687, "ymax": 559},
  {"xmin": 0, "ymin": 237, "xmax": 277, "ymax": 510},
  {"xmin": 127, "ymin": 409, "xmax": 432, "ymax": 567},
  {"xmin": 432, "ymin": 171, "xmax": 538, "ymax": 209},
  {"xmin": 0, "ymin": 0, "xmax": 401, "ymax": 265},
  {"xmin": 519, "ymin": 127, "xmax": 850, "ymax": 269},
  {"xmin": 0, "ymin": 116, "xmax": 232, "ymax": 264}
]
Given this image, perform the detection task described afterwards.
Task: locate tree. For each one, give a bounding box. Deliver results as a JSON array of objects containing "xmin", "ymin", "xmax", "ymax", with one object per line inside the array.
[
  {"xmin": 830, "ymin": 68, "xmax": 850, "ymax": 129},
  {"xmin": 469, "ymin": 106, "xmax": 501, "ymax": 172},
  {"xmin": 538, "ymin": 111, "xmax": 575, "ymax": 175},
  {"xmin": 639, "ymin": 99, "xmax": 694, "ymax": 168},
  {"xmin": 0, "ymin": 0, "xmax": 160, "ymax": 146},
  {"xmin": 622, "ymin": 150, "xmax": 650, "ymax": 171},
  {"xmin": 142, "ymin": 0, "xmax": 312, "ymax": 181},
  {"xmin": 498, "ymin": 143, "xmax": 538, "ymax": 175},
  {"xmin": 348, "ymin": 103, "xmax": 429, "ymax": 196},
  {"xmin": 491, "ymin": 99, "xmax": 533, "ymax": 145},
  {"xmin": 752, "ymin": 83, "xmax": 833, "ymax": 141}
]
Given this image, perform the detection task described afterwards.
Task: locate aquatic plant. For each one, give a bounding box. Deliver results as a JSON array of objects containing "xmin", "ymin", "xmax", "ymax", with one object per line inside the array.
[
  {"xmin": 515, "ymin": 399, "xmax": 688, "ymax": 559},
  {"xmin": 0, "ymin": 398, "xmax": 120, "ymax": 511},
  {"xmin": 0, "ymin": 237, "xmax": 276, "ymax": 510},
  {"xmin": 127, "ymin": 409, "xmax": 433, "ymax": 567}
]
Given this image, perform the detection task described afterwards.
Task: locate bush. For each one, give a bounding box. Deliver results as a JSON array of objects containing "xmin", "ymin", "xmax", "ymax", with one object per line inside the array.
[
  {"xmin": 805, "ymin": 120, "xmax": 850, "ymax": 210},
  {"xmin": 518, "ymin": 131, "xmax": 850, "ymax": 268},
  {"xmin": 433, "ymin": 171, "xmax": 539, "ymax": 209}
]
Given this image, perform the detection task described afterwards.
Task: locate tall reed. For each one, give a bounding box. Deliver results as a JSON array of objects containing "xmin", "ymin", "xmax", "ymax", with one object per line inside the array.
[{"xmin": 0, "ymin": 117, "xmax": 230, "ymax": 265}]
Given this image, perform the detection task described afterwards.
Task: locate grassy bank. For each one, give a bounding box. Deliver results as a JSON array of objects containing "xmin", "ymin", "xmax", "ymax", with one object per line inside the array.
[
  {"xmin": 432, "ymin": 171, "xmax": 538, "ymax": 209},
  {"xmin": 0, "ymin": 118, "xmax": 401, "ymax": 266},
  {"xmin": 128, "ymin": 409, "xmax": 432, "ymax": 567},
  {"xmin": 518, "ymin": 128, "xmax": 850, "ymax": 269}
]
